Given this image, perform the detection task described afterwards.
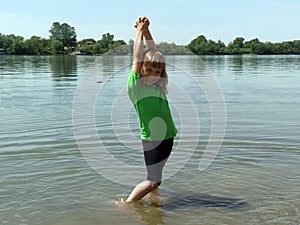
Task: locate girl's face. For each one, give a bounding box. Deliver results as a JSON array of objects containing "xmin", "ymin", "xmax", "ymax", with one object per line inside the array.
[{"xmin": 141, "ymin": 64, "xmax": 163, "ymax": 86}]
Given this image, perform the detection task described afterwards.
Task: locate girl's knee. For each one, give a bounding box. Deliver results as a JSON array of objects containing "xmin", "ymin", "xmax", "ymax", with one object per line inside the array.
[{"xmin": 149, "ymin": 181, "xmax": 160, "ymax": 189}]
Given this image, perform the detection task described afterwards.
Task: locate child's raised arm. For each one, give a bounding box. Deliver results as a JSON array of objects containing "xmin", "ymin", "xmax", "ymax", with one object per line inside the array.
[
  {"xmin": 132, "ymin": 16, "xmax": 156, "ymax": 74},
  {"xmin": 132, "ymin": 28, "xmax": 143, "ymax": 74},
  {"xmin": 132, "ymin": 17, "xmax": 148, "ymax": 75},
  {"xmin": 143, "ymin": 23, "xmax": 156, "ymax": 51}
]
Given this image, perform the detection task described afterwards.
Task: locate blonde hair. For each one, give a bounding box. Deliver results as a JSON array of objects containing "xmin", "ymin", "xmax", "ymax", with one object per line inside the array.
[{"xmin": 142, "ymin": 49, "xmax": 168, "ymax": 94}]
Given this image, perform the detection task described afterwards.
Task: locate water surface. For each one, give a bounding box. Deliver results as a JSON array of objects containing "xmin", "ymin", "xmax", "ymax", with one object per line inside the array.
[{"xmin": 0, "ymin": 55, "xmax": 300, "ymax": 225}]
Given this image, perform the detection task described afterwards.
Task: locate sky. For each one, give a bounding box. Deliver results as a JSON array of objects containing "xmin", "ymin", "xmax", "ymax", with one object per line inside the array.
[{"xmin": 0, "ymin": 0, "xmax": 299, "ymax": 45}]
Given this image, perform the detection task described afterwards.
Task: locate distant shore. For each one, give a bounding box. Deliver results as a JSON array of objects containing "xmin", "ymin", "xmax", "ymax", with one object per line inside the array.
[{"xmin": 1, "ymin": 31, "xmax": 300, "ymax": 56}]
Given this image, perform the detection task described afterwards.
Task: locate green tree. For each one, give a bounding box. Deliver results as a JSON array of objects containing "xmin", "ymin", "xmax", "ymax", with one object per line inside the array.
[
  {"xmin": 226, "ymin": 42, "xmax": 240, "ymax": 54},
  {"xmin": 77, "ymin": 45, "xmax": 94, "ymax": 55},
  {"xmin": 101, "ymin": 33, "xmax": 114, "ymax": 46},
  {"xmin": 98, "ymin": 33, "xmax": 114, "ymax": 53},
  {"xmin": 24, "ymin": 36, "xmax": 47, "ymax": 55},
  {"xmin": 263, "ymin": 42, "xmax": 274, "ymax": 54},
  {"xmin": 77, "ymin": 38, "xmax": 96, "ymax": 47},
  {"xmin": 187, "ymin": 35, "xmax": 225, "ymax": 55},
  {"xmin": 187, "ymin": 35, "xmax": 208, "ymax": 54},
  {"xmin": 108, "ymin": 40, "xmax": 127, "ymax": 54},
  {"xmin": 0, "ymin": 33, "xmax": 5, "ymax": 48},
  {"xmin": 50, "ymin": 39, "xmax": 64, "ymax": 54},
  {"xmin": 3, "ymin": 34, "xmax": 26, "ymax": 54},
  {"xmin": 92, "ymin": 33, "xmax": 120, "ymax": 54},
  {"xmin": 292, "ymin": 40, "xmax": 300, "ymax": 54},
  {"xmin": 226, "ymin": 37, "xmax": 245, "ymax": 54},
  {"xmin": 280, "ymin": 42, "xmax": 293, "ymax": 54},
  {"xmin": 49, "ymin": 22, "xmax": 77, "ymax": 48},
  {"xmin": 233, "ymin": 37, "xmax": 245, "ymax": 48},
  {"xmin": 246, "ymin": 38, "xmax": 261, "ymax": 54},
  {"xmin": 206, "ymin": 40, "xmax": 225, "ymax": 55}
]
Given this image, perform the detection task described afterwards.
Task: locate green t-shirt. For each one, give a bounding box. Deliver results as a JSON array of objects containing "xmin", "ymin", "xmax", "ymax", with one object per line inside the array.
[{"xmin": 127, "ymin": 68, "xmax": 177, "ymax": 140}]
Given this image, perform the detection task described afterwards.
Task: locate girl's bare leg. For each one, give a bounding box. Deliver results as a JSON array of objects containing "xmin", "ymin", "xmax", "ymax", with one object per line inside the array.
[{"xmin": 126, "ymin": 180, "xmax": 159, "ymax": 202}]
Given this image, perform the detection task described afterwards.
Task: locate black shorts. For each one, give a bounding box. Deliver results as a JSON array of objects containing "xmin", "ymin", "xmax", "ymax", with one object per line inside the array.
[{"xmin": 142, "ymin": 137, "xmax": 174, "ymax": 185}]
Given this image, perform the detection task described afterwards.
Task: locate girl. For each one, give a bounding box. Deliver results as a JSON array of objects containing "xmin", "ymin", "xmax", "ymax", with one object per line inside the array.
[{"xmin": 126, "ymin": 16, "xmax": 177, "ymax": 202}]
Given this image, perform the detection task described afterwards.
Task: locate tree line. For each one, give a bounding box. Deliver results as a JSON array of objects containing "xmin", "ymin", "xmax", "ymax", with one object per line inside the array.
[
  {"xmin": 187, "ymin": 35, "xmax": 300, "ymax": 55},
  {"xmin": 1, "ymin": 22, "xmax": 300, "ymax": 55},
  {"xmin": 0, "ymin": 22, "xmax": 126, "ymax": 55}
]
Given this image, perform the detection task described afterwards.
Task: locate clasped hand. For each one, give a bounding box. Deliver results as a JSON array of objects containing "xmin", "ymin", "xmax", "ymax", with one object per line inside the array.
[{"xmin": 134, "ymin": 16, "xmax": 150, "ymax": 30}]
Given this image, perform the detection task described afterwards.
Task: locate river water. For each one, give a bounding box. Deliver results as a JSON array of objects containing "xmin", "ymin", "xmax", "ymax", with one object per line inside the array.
[{"xmin": 0, "ymin": 55, "xmax": 299, "ymax": 225}]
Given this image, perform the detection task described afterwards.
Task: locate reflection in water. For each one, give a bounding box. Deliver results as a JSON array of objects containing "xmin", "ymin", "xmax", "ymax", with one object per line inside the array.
[
  {"xmin": 50, "ymin": 55, "xmax": 77, "ymax": 79},
  {"xmin": 201, "ymin": 55, "xmax": 226, "ymax": 72},
  {"xmin": 99, "ymin": 56, "xmax": 116, "ymax": 74},
  {"xmin": 222, "ymin": 55, "xmax": 300, "ymax": 75},
  {"xmin": 0, "ymin": 55, "xmax": 26, "ymax": 70},
  {"xmin": 116, "ymin": 189, "xmax": 165, "ymax": 225},
  {"xmin": 228, "ymin": 55, "xmax": 244, "ymax": 74},
  {"xmin": 131, "ymin": 202, "xmax": 165, "ymax": 225},
  {"xmin": 0, "ymin": 55, "xmax": 49, "ymax": 75},
  {"xmin": 117, "ymin": 192, "xmax": 246, "ymax": 225}
]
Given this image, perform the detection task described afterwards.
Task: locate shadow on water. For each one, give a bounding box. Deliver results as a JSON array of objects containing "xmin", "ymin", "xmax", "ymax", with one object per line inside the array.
[{"xmin": 161, "ymin": 194, "xmax": 246, "ymax": 211}]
